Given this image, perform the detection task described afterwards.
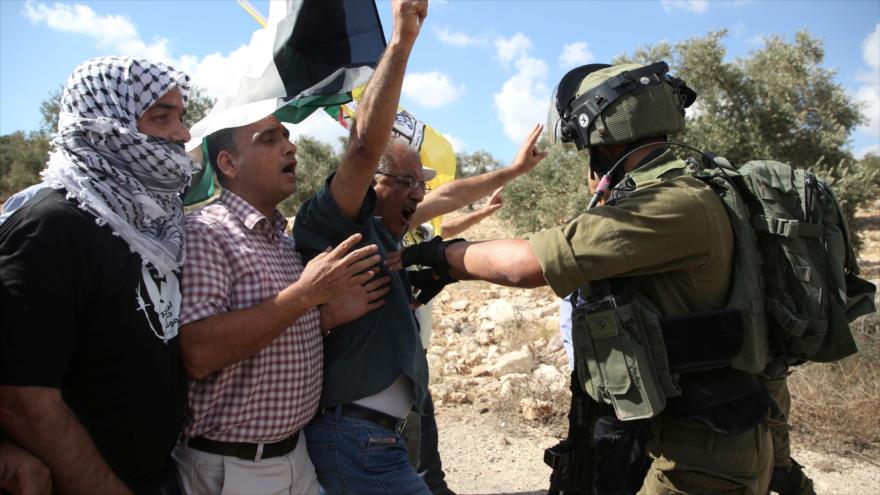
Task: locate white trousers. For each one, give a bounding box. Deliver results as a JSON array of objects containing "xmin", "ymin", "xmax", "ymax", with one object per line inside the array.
[{"xmin": 172, "ymin": 431, "xmax": 319, "ymax": 495}]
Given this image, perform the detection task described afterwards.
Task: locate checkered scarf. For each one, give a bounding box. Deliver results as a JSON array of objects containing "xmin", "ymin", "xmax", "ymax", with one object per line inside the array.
[{"xmin": 42, "ymin": 57, "xmax": 195, "ymax": 276}]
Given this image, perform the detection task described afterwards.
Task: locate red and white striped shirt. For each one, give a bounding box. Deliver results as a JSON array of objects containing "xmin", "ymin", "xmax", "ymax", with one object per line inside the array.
[{"xmin": 180, "ymin": 189, "xmax": 322, "ymax": 442}]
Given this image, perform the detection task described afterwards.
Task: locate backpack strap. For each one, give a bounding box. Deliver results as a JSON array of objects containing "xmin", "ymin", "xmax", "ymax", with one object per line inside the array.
[{"xmin": 751, "ymin": 216, "xmax": 821, "ymax": 239}]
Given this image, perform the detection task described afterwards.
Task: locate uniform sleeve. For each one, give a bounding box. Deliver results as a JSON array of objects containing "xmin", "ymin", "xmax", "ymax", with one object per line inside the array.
[
  {"xmin": 530, "ymin": 178, "xmax": 719, "ymax": 297},
  {"xmin": 293, "ymin": 176, "xmax": 377, "ymax": 263},
  {"xmin": 0, "ymin": 204, "xmax": 87, "ymax": 387},
  {"xmin": 179, "ymin": 218, "xmax": 233, "ymax": 327}
]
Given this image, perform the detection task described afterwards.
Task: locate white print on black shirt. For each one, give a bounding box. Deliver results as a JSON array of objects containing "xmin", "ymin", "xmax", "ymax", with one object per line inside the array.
[{"xmin": 135, "ymin": 267, "xmax": 181, "ymax": 343}]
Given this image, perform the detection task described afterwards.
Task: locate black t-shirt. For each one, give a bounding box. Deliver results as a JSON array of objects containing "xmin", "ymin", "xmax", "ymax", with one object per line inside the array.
[{"xmin": 0, "ymin": 189, "xmax": 186, "ymax": 494}]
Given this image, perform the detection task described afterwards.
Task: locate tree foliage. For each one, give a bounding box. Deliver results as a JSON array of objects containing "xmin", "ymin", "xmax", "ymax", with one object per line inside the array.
[
  {"xmin": 500, "ymin": 29, "xmax": 878, "ymax": 242},
  {"xmin": 614, "ymin": 30, "xmax": 864, "ymax": 170},
  {"xmin": 183, "ymin": 87, "xmax": 216, "ymax": 128},
  {"xmin": 39, "ymin": 87, "xmax": 62, "ymax": 134},
  {"xmin": 497, "ymin": 141, "xmax": 590, "ymax": 234},
  {"xmin": 456, "ymin": 150, "xmax": 502, "ymax": 178},
  {"xmin": 277, "ymin": 136, "xmax": 340, "ymax": 217},
  {"xmin": 0, "ymin": 132, "xmax": 50, "ymax": 202}
]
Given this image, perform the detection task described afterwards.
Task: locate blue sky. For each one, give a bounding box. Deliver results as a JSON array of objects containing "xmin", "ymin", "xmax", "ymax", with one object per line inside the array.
[{"xmin": 1, "ymin": 0, "xmax": 878, "ymax": 163}]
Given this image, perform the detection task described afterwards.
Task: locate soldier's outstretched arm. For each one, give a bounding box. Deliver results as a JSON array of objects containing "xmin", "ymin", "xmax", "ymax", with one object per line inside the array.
[
  {"xmin": 445, "ymin": 239, "xmax": 547, "ymax": 288},
  {"xmin": 331, "ymin": 0, "xmax": 427, "ymax": 219}
]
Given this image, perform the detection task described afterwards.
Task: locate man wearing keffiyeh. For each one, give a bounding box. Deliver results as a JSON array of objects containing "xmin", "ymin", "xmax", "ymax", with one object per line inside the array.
[{"xmin": 0, "ymin": 57, "xmax": 195, "ymax": 495}]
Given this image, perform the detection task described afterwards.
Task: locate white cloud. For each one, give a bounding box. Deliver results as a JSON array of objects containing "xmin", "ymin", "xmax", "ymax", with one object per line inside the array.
[
  {"xmin": 494, "ymin": 33, "xmax": 532, "ymax": 65},
  {"xmin": 182, "ymin": 46, "xmax": 253, "ymax": 101},
  {"xmin": 558, "ymin": 41, "xmax": 594, "ymax": 68},
  {"xmin": 441, "ymin": 133, "xmax": 465, "ymax": 152},
  {"xmin": 493, "ymin": 34, "xmax": 550, "ymax": 144},
  {"xmin": 435, "ymin": 27, "xmax": 485, "ymax": 47},
  {"xmin": 660, "ymin": 0, "xmax": 710, "ymax": 14},
  {"xmin": 22, "ymin": 1, "xmax": 368, "ymax": 150},
  {"xmin": 402, "ymin": 71, "xmax": 464, "ymax": 108},
  {"xmin": 287, "ymin": 114, "xmax": 348, "ymax": 150},
  {"xmin": 24, "ymin": 1, "xmax": 172, "ymax": 61},
  {"xmin": 854, "ymin": 24, "xmax": 880, "ymax": 144},
  {"xmin": 23, "ymin": 1, "xmax": 251, "ymax": 102}
]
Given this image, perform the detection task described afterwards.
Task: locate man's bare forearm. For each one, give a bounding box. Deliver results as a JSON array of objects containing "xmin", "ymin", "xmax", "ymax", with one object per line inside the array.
[
  {"xmin": 331, "ymin": 0, "xmax": 426, "ymax": 218},
  {"xmin": 179, "ymin": 279, "xmax": 324, "ymax": 380},
  {"xmin": 335, "ymin": 40, "xmax": 414, "ymax": 188},
  {"xmin": 0, "ymin": 386, "xmax": 131, "ymax": 495},
  {"xmin": 412, "ymin": 167, "xmax": 518, "ymax": 227},
  {"xmin": 445, "ymin": 239, "xmax": 546, "ymax": 288},
  {"xmin": 413, "ymin": 123, "xmax": 546, "ymax": 226}
]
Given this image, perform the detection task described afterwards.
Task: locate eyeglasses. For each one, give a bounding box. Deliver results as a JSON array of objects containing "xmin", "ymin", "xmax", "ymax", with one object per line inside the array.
[{"xmin": 374, "ymin": 172, "xmax": 431, "ymax": 192}]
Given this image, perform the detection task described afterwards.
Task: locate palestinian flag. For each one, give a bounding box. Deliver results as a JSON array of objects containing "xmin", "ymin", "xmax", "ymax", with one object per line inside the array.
[
  {"xmin": 185, "ymin": 0, "xmax": 386, "ymax": 205},
  {"xmin": 325, "ymin": 86, "xmax": 458, "ymax": 234}
]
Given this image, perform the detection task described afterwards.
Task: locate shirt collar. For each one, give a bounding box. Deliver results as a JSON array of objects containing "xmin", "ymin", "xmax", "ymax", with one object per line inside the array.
[
  {"xmin": 624, "ymin": 148, "xmax": 687, "ymax": 190},
  {"xmin": 219, "ymin": 189, "xmax": 287, "ymax": 238}
]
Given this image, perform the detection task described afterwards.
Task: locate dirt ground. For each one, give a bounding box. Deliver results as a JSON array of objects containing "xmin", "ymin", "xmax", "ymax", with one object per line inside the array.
[
  {"xmin": 433, "ymin": 403, "xmax": 880, "ymax": 495},
  {"xmin": 427, "ymin": 200, "xmax": 880, "ymax": 494}
]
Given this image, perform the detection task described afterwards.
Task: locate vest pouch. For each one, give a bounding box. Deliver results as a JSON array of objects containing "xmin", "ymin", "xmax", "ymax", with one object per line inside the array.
[{"xmin": 572, "ymin": 300, "xmax": 667, "ymax": 421}]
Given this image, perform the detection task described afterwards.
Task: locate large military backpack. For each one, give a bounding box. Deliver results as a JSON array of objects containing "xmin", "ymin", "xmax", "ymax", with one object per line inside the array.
[{"xmin": 694, "ymin": 157, "xmax": 877, "ymax": 366}]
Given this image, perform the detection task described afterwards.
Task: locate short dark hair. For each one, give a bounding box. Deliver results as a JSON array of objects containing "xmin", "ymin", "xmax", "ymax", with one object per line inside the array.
[
  {"xmin": 206, "ymin": 127, "xmax": 238, "ymax": 185},
  {"xmin": 377, "ymin": 139, "xmax": 418, "ymax": 175}
]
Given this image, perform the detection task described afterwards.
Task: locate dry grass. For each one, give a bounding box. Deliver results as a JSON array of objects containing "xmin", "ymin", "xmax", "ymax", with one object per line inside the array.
[{"xmin": 788, "ymin": 313, "xmax": 880, "ymax": 463}]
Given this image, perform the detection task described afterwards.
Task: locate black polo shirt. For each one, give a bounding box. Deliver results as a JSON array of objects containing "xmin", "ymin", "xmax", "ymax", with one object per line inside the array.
[{"xmin": 293, "ymin": 178, "xmax": 428, "ymax": 414}]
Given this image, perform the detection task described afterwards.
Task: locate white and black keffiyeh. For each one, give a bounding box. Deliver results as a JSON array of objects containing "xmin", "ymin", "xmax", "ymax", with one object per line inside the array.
[{"xmin": 41, "ymin": 56, "xmax": 195, "ymax": 276}]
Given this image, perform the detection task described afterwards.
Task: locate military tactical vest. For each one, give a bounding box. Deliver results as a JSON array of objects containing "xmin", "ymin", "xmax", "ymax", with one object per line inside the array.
[{"xmin": 572, "ymin": 156, "xmax": 876, "ymax": 422}]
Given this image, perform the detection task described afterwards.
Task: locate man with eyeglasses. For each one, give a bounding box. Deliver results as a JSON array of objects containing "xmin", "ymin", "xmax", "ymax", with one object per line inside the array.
[
  {"xmin": 289, "ymin": 1, "xmax": 435, "ymax": 492},
  {"xmin": 371, "ymin": 147, "xmax": 436, "ymax": 241}
]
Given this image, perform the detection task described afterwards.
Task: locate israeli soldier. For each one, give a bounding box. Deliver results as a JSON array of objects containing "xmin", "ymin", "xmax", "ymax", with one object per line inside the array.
[
  {"xmin": 403, "ymin": 62, "xmax": 773, "ymax": 494},
  {"xmin": 763, "ymin": 368, "xmax": 816, "ymax": 494}
]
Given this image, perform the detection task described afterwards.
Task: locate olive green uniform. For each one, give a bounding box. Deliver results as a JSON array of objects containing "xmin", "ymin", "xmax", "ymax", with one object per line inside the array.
[
  {"xmin": 530, "ymin": 151, "xmax": 772, "ymax": 495},
  {"xmin": 762, "ymin": 369, "xmax": 816, "ymax": 495}
]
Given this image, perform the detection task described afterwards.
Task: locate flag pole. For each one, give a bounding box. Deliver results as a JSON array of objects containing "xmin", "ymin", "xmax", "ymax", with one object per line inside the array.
[{"xmin": 236, "ymin": 0, "xmax": 267, "ymax": 27}]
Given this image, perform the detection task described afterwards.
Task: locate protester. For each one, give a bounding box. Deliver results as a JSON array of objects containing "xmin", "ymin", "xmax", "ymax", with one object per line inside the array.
[
  {"xmin": 172, "ymin": 112, "xmax": 389, "ymax": 494},
  {"xmin": 0, "ymin": 56, "xmax": 194, "ymax": 494},
  {"xmin": 290, "ymin": 1, "xmax": 432, "ymax": 492}
]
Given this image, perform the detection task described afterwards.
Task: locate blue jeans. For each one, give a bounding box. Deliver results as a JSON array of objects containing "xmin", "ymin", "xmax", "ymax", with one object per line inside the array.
[{"xmin": 305, "ymin": 408, "xmax": 431, "ymax": 495}]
